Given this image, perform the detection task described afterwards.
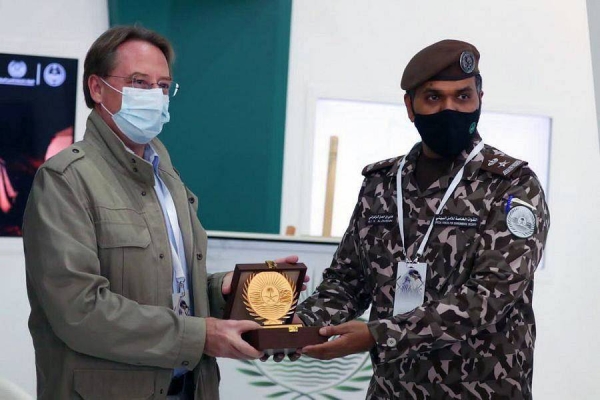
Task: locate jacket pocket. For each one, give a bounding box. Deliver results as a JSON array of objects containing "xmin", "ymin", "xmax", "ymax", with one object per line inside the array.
[
  {"xmin": 93, "ymin": 208, "xmax": 154, "ymax": 301},
  {"xmin": 73, "ymin": 369, "xmax": 155, "ymax": 399},
  {"xmin": 95, "ymin": 208, "xmax": 151, "ymax": 249}
]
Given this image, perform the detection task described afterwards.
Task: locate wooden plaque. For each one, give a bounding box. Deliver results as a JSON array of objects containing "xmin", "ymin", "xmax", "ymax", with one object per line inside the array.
[{"xmin": 224, "ymin": 262, "xmax": 327, "ymax": 354}]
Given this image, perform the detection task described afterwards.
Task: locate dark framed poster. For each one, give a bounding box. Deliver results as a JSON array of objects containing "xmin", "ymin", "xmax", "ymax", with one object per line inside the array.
[{"xmin": 0, "ymin": 53, "xmax": 77, "ymax": 236}]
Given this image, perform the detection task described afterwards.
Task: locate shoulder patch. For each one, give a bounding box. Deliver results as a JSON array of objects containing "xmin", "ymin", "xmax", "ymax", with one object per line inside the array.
[
  {"xmin": 362, "ymin": 156, "xmax": 401, "ymax": 176},
  {"xmin": 43, "ymin": 145, "xmax": 85, "ymax": 173},
  {"xmin": 506, "ymin": 205, "xmax": 536, "ymax": 238},
  {"xmin": 480, "ymin": 153, "xmax": 527, "ymax": 178}
]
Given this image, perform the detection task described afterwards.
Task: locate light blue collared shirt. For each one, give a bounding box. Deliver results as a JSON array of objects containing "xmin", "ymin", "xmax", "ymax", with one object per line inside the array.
[
  {"xmin": 143, "ymin": 145, "xmax": 192, "ymax": 378},
  {"xmin": 143, "ymin": 145, "xmax": 192, "ymax": 304}
]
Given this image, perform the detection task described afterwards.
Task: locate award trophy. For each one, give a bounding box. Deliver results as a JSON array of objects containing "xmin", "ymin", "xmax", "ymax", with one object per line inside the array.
[{"xmin": 224, "ymin": 261, "xmax": 327, "ymax": 355}]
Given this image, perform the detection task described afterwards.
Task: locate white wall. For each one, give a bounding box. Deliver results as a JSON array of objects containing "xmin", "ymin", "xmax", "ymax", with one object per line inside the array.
[
  {"xmin": 0, "ymin": 0, "xmax": 108, "ymax": 395},
  {"xmin": 281, "ymin": 1, "xmax": 600, "ymax": 399}
]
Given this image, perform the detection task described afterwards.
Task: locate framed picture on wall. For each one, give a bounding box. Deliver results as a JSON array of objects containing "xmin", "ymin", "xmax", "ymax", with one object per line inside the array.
[{"xmin": 0, "ymin": 53, "xmax": 77, "ymax": 236}]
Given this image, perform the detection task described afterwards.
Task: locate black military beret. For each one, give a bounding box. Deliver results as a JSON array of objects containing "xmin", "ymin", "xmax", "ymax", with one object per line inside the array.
[{"xmin": 401, "ymin": 39, "xmax": 480, "ymax": 91}]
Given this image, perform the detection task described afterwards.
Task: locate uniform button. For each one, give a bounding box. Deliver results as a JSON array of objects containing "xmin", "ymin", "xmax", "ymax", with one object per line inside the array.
[
  {"xmin": 131, "ymin": 158, "xmax": 136, "ymax": 163},
  {"xmin": 72, "ymin": 149, "xmax": 79, "ymax": 153},
  {"xmin": 196, "ymin": 253, "xmax": 203, "ymax": 260},
  {"xmin": 188, "ymin": 197, "xmax": 195, "ymax": 204},
  {"xmin": 159, "ymin": 389, "xmax": 164, "ymax": 394},
  {"xmin": 159, "ymin": 253, "xmax": 165, "ymax": 259},
  {"xmin": 386, "ymin": 338, "xmax": 397, "ymax": 347},
  {"xmin": 133, "ymin": 167, "xmax": 138, "ymax": 172},
  {"xmin": 141, "ymin": 191, "xmax": 146, "ymax": 196},
  {"xmin": 182, "ymin": 360, "xmax": 189, "ymax": 366}
]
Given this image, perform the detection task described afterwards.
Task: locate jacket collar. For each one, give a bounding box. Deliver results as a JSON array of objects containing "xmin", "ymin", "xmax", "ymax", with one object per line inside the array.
[
  {"xmin": 84, "ymin": 110, "xmax": 177, "ymax": 186},
  {"xmin": 390, "ymin": 133, "xmax": 486, "ymax": 196}
]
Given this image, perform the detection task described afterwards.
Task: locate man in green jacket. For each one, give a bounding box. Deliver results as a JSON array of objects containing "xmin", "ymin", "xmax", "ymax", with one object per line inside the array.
[{"xmin": 23, "ymin": 26, "xmax": 265, "ymax": 399}]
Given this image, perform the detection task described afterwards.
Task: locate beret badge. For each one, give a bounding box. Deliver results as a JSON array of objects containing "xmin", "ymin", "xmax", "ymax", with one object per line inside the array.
[{"xmin": 460, "ymin": 51, "xmax": 476, "ymax": 74}]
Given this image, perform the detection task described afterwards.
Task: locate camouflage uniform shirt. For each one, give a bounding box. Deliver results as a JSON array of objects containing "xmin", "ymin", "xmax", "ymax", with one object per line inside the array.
[{"xmin": 296, "ymin": 136, "xmax": 550, "ymax": 399}]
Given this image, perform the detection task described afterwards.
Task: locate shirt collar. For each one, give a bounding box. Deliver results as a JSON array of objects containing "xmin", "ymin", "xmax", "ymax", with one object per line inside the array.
[{"xmin": 143, "ymin": 144, "xmax": 161, "ymax": 173}]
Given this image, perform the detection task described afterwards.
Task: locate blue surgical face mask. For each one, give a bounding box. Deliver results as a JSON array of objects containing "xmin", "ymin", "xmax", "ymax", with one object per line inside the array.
[{"xmin": 100, "ymin": 78, "xmax": 170, "ymax": 144}]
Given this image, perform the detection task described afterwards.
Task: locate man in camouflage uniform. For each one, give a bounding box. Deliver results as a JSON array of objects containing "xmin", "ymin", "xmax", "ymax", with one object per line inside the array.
[{"xmin": 297, "ymin": 40, "xmax": 550, "ymax": 399}]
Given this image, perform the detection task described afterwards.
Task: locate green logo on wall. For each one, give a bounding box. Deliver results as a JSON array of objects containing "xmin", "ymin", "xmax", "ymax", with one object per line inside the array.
[{"xmin": 237, "ymin": 353, "xmax": 372, "ymax": 399}]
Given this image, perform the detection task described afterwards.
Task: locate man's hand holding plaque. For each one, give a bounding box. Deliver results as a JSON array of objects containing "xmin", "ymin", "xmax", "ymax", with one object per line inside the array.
[{"xmin": 223, "ymin": 261, "xmax": 326, "ymax": 357}]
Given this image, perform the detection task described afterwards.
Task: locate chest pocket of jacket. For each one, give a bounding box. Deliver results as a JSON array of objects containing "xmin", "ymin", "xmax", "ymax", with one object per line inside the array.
[{"xmin": 94, "ymin": 208, "xmax": 153, "ymax": 302}]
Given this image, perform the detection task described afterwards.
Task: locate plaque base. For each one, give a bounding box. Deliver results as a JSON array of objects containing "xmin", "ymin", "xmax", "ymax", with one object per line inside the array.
[{"xmin": 242, "ymin": 325, "xmax": 327, "ymax": 355}]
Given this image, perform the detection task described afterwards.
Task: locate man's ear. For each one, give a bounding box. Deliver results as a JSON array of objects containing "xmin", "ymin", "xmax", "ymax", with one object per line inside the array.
[
  {"xmin": 404, "ymin": 94, "xmax": 415, "ymax": 122},
  {"xmin": 88, "ymin": 75, "xmax": 103, "ymax": 105}
]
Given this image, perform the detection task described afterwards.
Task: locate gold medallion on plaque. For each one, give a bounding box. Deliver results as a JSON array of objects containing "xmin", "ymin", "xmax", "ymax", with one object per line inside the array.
[
  {"xmin": 243, "ymin": 271, "xmax": 297, "ymax": 325},
  {"xmin": 224, "ymin": 261, "xmax": 328, "ymax": 352}
]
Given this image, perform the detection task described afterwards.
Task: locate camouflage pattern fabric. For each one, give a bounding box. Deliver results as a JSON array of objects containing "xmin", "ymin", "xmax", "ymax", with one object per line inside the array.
[{"xmin": 296, "ymin": 136, "xmax": 550, "ymax": 399}]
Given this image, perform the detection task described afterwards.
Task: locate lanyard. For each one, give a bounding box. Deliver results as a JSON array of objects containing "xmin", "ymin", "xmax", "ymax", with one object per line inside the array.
[
  {"xmin": 138, "ymin": 146, "xmax": 188, "ymax": 296},
  {"xmin": 154, "ymin": 170, "xmax": 187, "ymax": 294},
  {"xmin": 396, "ymin": 141, "xmax": 484, "ymax": 262}
]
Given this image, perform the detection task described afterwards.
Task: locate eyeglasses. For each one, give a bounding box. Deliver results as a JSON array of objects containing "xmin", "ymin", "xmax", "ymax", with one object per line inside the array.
[{"xmin": 104, "ymin": 73, "xmax": 179, "ymax": 97}]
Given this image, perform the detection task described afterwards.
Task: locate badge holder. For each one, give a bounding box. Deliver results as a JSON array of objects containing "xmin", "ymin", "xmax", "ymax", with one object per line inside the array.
[
  {"xmin": 172, "ymin": 280, "xmax": 191, "ymax": 316},
  {"xmin": 393, "ymin": 261, "xmax": 427, "ymax": 315}
]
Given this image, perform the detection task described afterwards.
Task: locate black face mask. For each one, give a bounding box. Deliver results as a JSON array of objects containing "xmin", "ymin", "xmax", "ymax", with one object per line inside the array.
[{"xmin": 413, "ymin": 108, "xmax": 481, "ymax": 158}]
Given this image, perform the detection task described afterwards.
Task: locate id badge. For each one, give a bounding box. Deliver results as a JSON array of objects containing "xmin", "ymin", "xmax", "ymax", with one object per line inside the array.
[
  {"xmin": 172, "ymin": 291, "xmax": 191, "ymax": 316},
  {"xmin": 393, "ymin": 262, "xmax": 427, "ymax": 315}
]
